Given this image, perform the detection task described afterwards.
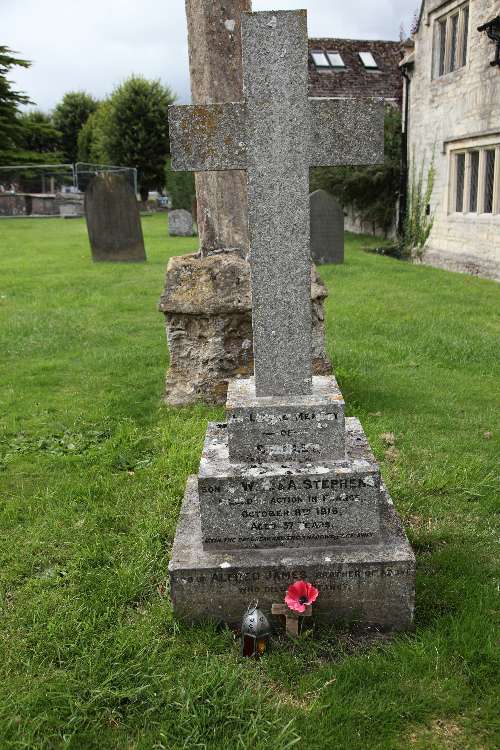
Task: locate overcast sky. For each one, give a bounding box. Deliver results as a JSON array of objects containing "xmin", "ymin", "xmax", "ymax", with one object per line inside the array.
[{"xmin": 3, "ymin": 0, "xmax": 418, "ymax": 111}]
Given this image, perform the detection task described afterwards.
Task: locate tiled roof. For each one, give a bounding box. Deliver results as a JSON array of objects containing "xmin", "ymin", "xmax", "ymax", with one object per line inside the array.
[{"xmin": 308, "ymin": 38, "xmax": 403, "ymax": 104}]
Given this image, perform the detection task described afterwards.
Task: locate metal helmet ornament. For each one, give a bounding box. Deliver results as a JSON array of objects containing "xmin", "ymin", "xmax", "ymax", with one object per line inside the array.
[{"xmin": 240, "ymin": 601, "xmax": 271, "ymax": 658}]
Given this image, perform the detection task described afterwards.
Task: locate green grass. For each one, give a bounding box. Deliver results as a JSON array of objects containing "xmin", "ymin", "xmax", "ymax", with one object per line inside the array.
[{"xmin": 0, "ymin": 214, "xmax": 498, "ymax": 750}]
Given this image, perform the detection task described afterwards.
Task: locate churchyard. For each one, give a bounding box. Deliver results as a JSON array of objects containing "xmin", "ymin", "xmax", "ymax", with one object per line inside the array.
[{"xmin": 0, "ymin": 213, "xmax": 498, "ymax": 748}]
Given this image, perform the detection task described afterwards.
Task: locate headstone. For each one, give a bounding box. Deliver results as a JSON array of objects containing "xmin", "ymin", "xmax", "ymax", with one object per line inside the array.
[
  {"xmin": 58, "ymin": 194, "xmax": 84, "ymax": 218},
  {"xmin": 167, "ymin": 10, "xmax": 415, "ymax": 631},
  {"xmin": 84, "ymin": 173, "xmax": 146, "ymax": 262},
  {"xmin": 310, "ymin": 189, "xmax": 344, "ymax": 265},
  {"xmin": 168, "ymin": 209, "xmax": 195, "ymax": 237}
]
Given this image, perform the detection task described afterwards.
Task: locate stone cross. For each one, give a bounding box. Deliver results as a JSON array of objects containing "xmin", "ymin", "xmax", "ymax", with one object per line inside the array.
[{"xmin": 169, "ymin": 10, "xmax": 383, "ymax": 398}]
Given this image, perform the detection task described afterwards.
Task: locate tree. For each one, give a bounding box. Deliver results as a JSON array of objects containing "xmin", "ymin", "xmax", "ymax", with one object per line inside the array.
[
  {"xmin": 17, "ymin": 111, "xmax": 62, "ymax": 155},
  {"xmin": 104, "ymin": 76, "xmax": 175, "ymax": 200},
  {"xmin": 0, "ymin": 46, "xmax": 33, "ymax": 164},
  {"xmin": 165, "ymin": 158, "xmax": 195, "ymax": 211},
  {"xmin": 77, "ymin": 102, "xmax": 112, "ymax": 164},
  {"xmin": 52, "ymin": 91, "xmax": 98, "ymax": 163},
  {"xmin": 310, "ymin": 105, "xmax": 402, "ymax": 237}
]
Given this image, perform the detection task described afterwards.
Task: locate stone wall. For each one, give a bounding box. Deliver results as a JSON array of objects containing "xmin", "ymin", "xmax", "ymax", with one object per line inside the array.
[
  {"xmin": 0, "ymin": 193, "xmax": 58, "ymax": 217},
  {"xmin": 31, "ymin": 195, "xmax": 58, "ymax": 216},
  {"xmin": 0, "ymin": 194, "xmax": 26, "ymax": 216},
  {"xmin": 407, "ymin": 0, "xmax": 500, "ymax": 280},
  {"xmin": 344, "ymin": 205, "xmax": 397, "ymax": 239}
]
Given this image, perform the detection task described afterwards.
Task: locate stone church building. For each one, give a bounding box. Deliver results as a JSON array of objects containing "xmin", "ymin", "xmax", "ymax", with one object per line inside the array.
[{"xmin": 402, "ymin": 1, "xmax": 500, "ymax": 280}]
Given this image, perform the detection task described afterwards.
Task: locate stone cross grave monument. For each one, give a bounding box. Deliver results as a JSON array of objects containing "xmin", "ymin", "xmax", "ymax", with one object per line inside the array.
[
  {"xmin": 168, "ymin": 10, "xmax": 415, "ymax": 630},
  {"xmin": 310, "ymin": 189, "xmax": 344, "ymax": 265},
  {"xmin": 85, "ymin": 173, "xmax": 146, "ymax": 262}
]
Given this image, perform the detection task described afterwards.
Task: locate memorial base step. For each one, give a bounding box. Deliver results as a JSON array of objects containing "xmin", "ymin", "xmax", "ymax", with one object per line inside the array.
[
  {"xmin": 199, "ymin": 418, "xmax": 382, "ymax": 549},
  {"xmin": 169, "ymin": 476, "xmax": 415, "ymax": 632},
  {"xmin": 226, "ymin": 375, "xmax": 345, "ymax": 463}
]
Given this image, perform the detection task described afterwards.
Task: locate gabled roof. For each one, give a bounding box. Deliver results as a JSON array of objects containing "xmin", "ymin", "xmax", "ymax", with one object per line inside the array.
[{"xmin": 308, "ymin": 38, "xmax": 403, "ymax": 103}]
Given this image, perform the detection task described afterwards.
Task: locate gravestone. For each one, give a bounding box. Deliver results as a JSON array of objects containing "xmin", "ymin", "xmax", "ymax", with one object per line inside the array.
[
  {"xmin": 310, "ymin": 189, "xmax": 344, "ymax": 265},
  {"xmin": 84, "ymin": 173, "xmax": 146, "ymax": 262},
  {"xmin": 168, "ymin": 10, "xmax": 415, "ymax": 630},
  {"xmin": 58, "ymin": 194, "xmax": 84, "ymax": 219},
  {"xmin": 168, "ymin": 208, "xmax": 195, "ymax": 237}
]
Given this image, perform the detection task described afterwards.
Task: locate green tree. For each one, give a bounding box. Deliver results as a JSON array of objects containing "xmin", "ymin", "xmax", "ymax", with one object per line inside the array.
[
  {"xmin": 52, "ymin": 91, "xmax": 98, "ymax": 163},
  {"xmin": 77, "ymin": 102, "xmax": 112, "ymax": 164},
  {"xmin": 17, "ymin": 110, "xmax": 62, "ymax": 155},
  {"xmin": 0, "ymin": 46, "xmax": 33, "ymax": 164},
  {"xmin": 104, "ymin": 76, "xmax": 175, "ymax": 200},
  {"xmin": 165, "ymin": 158, "xmax": 195, "ymax": 211},
  {"xmin": 310, "ymin": 105, "xmax": 402, "ymax": 237}
]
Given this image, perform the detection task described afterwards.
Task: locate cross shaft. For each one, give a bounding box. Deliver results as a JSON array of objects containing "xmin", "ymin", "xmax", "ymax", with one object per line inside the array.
[{"xmin": 168, "ymin": 10, "xmax": 384, "ymax": 398}]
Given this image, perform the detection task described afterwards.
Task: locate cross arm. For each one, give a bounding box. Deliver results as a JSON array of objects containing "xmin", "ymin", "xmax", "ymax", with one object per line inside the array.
[
  {"xmin": 168, "ymin": 103, "xmax": 247, "ymax": 171},
  {"xmin": 309, "ymin": 97, "xmax": 385, "ymax": 167},
  {"xmin": 168, "ymin": 97, "xmax": 384, "ymax": 173},
  {"xmin": 271, "ymin": 603, "xmax": 312, "ymax": 617}
]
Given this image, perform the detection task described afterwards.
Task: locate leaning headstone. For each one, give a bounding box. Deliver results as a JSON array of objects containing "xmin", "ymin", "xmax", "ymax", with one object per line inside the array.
[
  {"xmin": 167, "ymin": 10, "xmax": 415, "ymax": 630},
  {"xmin": 310, "ymin": 189, "xmax": 344, "ymax": 265},
  {"xmin": 84, "ymin": 173, "xmax": 146, "ymax": 262},
  {"xmin": 168, "ymin": 209, "xmax": 195, "ymax": 237}
]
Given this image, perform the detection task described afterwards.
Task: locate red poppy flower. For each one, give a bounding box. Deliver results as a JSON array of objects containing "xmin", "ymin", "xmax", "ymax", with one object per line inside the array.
[{"xmin": 284, "ymin": 580, "xmax": 319, "ymax": 613}]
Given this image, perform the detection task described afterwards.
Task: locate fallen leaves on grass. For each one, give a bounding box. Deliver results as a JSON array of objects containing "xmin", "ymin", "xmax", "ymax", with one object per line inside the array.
[
  {"xmin": 157, "ymin": 582, "xmax": 167, "ymax": 597},
  {"xmin": 408, "ymin": 718, "xmax": 463, "ymax": 747},
  {"xmin": 381, "ymin": 432, "xmax": 396, "ymax": 445},
  {"xmin": 385, "ymin": 446, "xmax": 400, "ymax": 462}
]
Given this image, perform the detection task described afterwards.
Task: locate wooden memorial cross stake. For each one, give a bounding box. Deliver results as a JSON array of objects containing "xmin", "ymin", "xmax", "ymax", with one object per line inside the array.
[
  {"xmin": 272, "ymin": 603, "xmax": 312, "ymax": 637},
  {"xmin": 168, "ymin": 10, "xmax": 383, "ymax": 398}
]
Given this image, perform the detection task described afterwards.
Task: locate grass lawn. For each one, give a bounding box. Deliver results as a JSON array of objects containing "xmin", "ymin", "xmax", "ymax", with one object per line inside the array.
[{"xmin": 0, "ymin": 213, "xmax": 498, "ymax": 750}]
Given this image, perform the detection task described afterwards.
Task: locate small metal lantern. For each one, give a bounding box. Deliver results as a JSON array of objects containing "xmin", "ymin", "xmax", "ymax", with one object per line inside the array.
[{"xmin": 240, "ymin": 602, "xmax": 271, "ymax": 658}]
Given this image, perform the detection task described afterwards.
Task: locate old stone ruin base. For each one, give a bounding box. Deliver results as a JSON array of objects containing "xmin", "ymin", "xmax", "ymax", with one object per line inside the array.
[
  {"xmin": 169, "ymin": 375, "xmax": 415, "ymax": 632},
  {"xmin": 159, "ymin": 251, "xmax": 332, "ymax": 406}
]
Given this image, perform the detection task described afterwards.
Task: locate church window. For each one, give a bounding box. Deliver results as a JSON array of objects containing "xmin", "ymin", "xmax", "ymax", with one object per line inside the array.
[
  {"xmin": 468, "ymin": 151, "xmax": 479, "ymax": 212},
  {"xmin": 461, "ymin": 5, "xmax": 469, "ymax": 66},
  {"xmin": 451, "ymin": 144, "xmax": 500, "ymax": 215},
  {"xmin": 484, "ymin": 150, "xmax": 496, "ymax": 214},
  {"xmin": 433, "ymin": 2, "xmax": 469, "ymax": 78},
  {"xmin": 455, "ymin": 153, "xmax": 465, "ymax": 212},
  {"xmin": 449, "ymin": 14, "xmax": 459, "ymax": 71}
]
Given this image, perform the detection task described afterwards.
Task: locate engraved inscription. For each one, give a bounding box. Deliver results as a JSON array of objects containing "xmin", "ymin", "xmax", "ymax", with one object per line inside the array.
[
  {"xmin": 239, "ymin": 410, "xmax": 340, "ymax": 425},
  {"xmin": 199, "ymin": 469, "xmax": 381, "ymax": 549},
  {"xmin": 177, "ymin": 566, "xmax": 414, "ymax": 595}
]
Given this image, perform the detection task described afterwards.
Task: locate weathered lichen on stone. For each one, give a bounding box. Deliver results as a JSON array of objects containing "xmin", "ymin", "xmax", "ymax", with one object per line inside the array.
[
  {"xmin": 169, "ymin": 103, "xmax": 247, "ymax": 171},
  {"xmin": 159, "ymin": 252, "xmax": 332, "ymax": 406}
]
